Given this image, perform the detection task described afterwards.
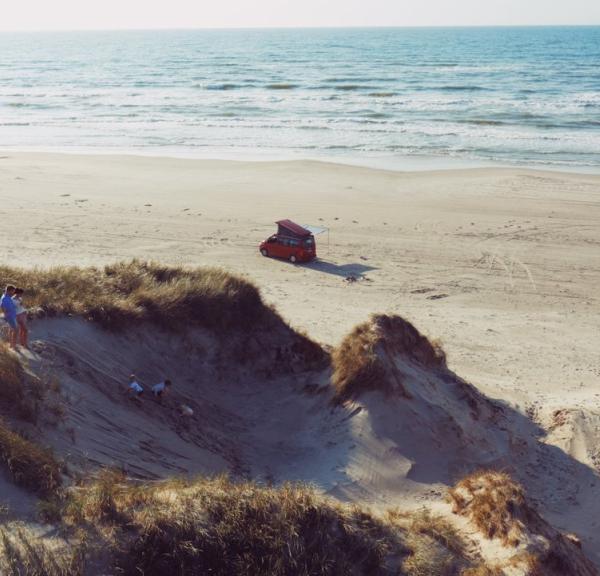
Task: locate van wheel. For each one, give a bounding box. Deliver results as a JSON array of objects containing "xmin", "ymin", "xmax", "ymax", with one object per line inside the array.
[
  {"xmin": 261, "ymin": 249, "xmax": 268, "ymax": 257},
  {"xmin": 290, "ymin": 255, "xmax": 297, "ymax": 264}
]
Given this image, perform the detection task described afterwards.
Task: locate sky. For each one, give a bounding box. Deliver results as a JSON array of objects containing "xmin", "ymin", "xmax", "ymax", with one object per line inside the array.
[{"xmin": 1, "ymin": 0, "xmax": 599, "ymax": 31}]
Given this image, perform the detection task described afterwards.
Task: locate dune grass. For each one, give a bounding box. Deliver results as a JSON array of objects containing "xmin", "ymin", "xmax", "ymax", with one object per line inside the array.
[
  {"xmin": 0, "ymin": 525, "xmax": 83, "ymax": 576},
  {"xmin": 331, "ymin": 314, "xmax": 446, "ymax": 403},
  {"xmin": 449, "ymin": 470, "xmax": 527, "ymax": 547},
  {"xmin": 0, "ymin": 344, "xmax": 61, "ymax": 496},
  {"xmin": 449, "ymin": 470, "xmax": 598, "ymax": 576},
  {"xmin": 460, "ymin": 567, "xmax": 503, "ymax": 576},
  {"xmin": 57, "ymin": 471, "xmax": 481, "ymax": 576},
  {"xmin": 0, "ymin": 421, "xmax": 61, "ymax": 497},
  {"xmin": 0, "ymin": 260, "xmax": 269, "ymax": 332}
]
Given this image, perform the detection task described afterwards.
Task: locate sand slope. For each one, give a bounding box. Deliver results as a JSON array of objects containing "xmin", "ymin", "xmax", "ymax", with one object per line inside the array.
[
  {"xmin": 1, "ymin": 311, "xmax": 596, "ymax": 569},
  {"xmin": 1, "ymin": 152, "xmax": 600, "ymax": 571}
]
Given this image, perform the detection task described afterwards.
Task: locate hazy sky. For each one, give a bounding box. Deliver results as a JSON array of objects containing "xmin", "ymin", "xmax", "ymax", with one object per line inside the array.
[{"xmin": 1, "ymin": 0, "xmax": 599, "ymax": 31}]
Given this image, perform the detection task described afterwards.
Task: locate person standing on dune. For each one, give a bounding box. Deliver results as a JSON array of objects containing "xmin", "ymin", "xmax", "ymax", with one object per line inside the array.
[
  {"xmin": 13, "ymin": 288, "xmax": 28, "ymax": 349},
  {"xmin": 1, "ymin": 285, "xmax": 18, "ymax": 349}
]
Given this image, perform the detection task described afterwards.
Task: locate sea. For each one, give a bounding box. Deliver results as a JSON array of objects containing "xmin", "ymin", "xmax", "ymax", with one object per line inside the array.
[{"xmin": 0, "ymin": 26, "xmax": 599, "ymax": 171}]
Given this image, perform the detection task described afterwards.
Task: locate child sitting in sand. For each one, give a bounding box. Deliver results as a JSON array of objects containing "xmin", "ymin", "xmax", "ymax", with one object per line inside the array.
[
  {"xmin": 127, "ymin": 374, "xmax": 144, "ymax": 398},
  {"xmin": 152, "ymin": 379, "xmax": 172, "ymax": 398}
]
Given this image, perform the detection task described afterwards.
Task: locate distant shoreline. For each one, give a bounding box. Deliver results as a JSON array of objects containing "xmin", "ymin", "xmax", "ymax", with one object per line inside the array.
[
  {"xmin": 2, "ymin": 147, "xmax": 600, "ymax": 175},
  {"xmin": 2, "ymin": 25, "xmax": 600, "ymax": 33}
]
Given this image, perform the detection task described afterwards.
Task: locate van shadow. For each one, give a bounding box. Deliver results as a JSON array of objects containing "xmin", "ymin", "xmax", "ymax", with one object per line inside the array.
[{"xmin": 303, "ymin": 260, "xmax": 378, "ymax": 278}]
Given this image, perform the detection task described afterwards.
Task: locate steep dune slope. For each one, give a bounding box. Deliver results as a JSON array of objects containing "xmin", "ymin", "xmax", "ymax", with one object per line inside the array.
[
  {"xmin": 19, "ymin": 315, "xmax": 337, "ymax": 484},
  {"xmin": 0, "ymin": 263, "xmax": 598, "ymax": 574}
]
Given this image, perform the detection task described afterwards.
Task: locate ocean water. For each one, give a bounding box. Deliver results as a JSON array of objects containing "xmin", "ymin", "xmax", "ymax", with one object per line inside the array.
[{"xmin": 0, "ymin": 27, "xmax": 599, "ymax": 170}]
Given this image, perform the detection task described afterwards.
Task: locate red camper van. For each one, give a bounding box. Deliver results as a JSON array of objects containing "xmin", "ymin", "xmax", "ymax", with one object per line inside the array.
[{"xmin": 259, "ymin": 220, "xmax": 317, "ymax": 263}]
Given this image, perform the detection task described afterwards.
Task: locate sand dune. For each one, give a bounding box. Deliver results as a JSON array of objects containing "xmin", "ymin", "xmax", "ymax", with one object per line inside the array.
[
  {"xmin": 0, "ymin": 152, "xmax": 599, "ymax": 573},
  {"xmin": 0, "ymin": 307, "xmax": 595, "ymax": 571}
]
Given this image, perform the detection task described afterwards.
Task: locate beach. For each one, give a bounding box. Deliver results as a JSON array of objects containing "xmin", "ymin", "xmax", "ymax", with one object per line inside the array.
[
  {"xmin": 1, "ymin": 18, "xmax": 599, "ymax": 573},
  {"xmin": 2, "ymin": 152, "xmax": 600, "ymax": 569},
  {"xmin": 2, "ymin": 151, "xmax": 599, "ymax": 409}
]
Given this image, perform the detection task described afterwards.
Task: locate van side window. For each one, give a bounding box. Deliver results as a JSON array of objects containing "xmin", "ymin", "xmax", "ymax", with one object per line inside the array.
[{"xmin": 289, "ymin": 239, "xmax": 299, "ymax": 247}]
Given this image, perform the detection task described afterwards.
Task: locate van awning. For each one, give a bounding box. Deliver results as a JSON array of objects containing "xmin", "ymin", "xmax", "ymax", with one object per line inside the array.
[{"xmin": 302, "ymin": 224, "xmax": 328, "ymax": 236}]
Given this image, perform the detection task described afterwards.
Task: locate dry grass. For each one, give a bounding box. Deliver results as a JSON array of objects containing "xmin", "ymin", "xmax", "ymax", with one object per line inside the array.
[
  {"xmin": 460, "ymin": 566, "xmax": 503, "ymax": 576},
  {"xmin": 0, "ymin": 260, "xmax": 269, "ymax": 332},
  {"xmin": 448, "ymin": 470, "xmax": 527, "ymax": 546},
  {"xmin": 0, "ymin": 344, "xmax": 50, "ymax": 423},
  {"xmin": 405, "ymin": 510, "xmax": 466, "ymax": 556},
  {"xmin": 450, "ymin": 471, "xmax": 599, "ymax": 576},
  {"xmin": 0, "ymin": 524, "xmax": 83, "ymax": 576},
  {"xmin": 0, "ymin": 345, "xmax": 23, "ymax": 403},
  {"xmin": 64, "ymin": 473, "xmax": 399, "ymax": 575},
  {"xmin": 0, "ymin": 346, "xmax": 62, "ymax": 495},
  {"xmin": 331, "ymin": 314, "xmax": 446, "ymax": 403},
  {"xmin": 387, "ymin": 509, "xmax": 467, "ymax": 576},
  {"xmin": 54, "ymin": 471, "xmax": 493, "ymax": 576},
  {"xmin": 0, "ymin": 420, "xmax": 62, "ymax": 497}
]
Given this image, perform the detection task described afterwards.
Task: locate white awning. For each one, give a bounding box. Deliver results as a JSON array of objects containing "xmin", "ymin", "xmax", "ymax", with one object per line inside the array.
[{"xmin": 302, "ymin": 224, "xmax": 329, "ymax": 235}]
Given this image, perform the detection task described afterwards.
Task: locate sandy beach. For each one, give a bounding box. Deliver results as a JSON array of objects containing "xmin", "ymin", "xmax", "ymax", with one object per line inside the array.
[
  {"xmin": 1, "ymin": 151, "xmax": 599, "ymax": 406},
  {"xmin": 1, "ymin": 151, "xmax": 600, "ymax": 570}
]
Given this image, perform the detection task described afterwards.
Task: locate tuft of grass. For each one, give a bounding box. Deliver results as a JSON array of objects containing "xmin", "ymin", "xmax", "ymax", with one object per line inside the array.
[
  {"xmin": 0, "ymin": 260, "xmax": 268, "ymax": 333},
  {"xmin": 451, "ymin": 471, "xmax": 599, "ymax": 576},
  {"xmin": 449, "ymin": 470, "xmax": 526, "ymax": 547},
  {"xmin": 0, "ymin": 419, "xmax": 61, "ymax": 497},
  {"xmin": 331, "ymin": 314, "xmax": 446, "ymax": 403},
  {"xmin": 400, "ymin": 510, "xmax": 466, "ymax": 556},
  {"xmin": 388, "ymin": 509, "xmax": 466, "ymax": 576}
]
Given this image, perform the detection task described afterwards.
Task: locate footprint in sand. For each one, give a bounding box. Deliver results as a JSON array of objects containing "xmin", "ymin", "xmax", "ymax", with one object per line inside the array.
[
  {"xmin": 427, "ymin": 293, "xmax": 449, "ymax": 300},
  {"xmin": 411, "ymin": 288, "xmax": 435, "ymax": 294}
]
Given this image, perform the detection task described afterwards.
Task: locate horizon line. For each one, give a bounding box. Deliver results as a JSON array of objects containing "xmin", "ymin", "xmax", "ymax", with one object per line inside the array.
[{"xmin": 1, "ymin": 23, "xmax": 600, "ymax": 33}]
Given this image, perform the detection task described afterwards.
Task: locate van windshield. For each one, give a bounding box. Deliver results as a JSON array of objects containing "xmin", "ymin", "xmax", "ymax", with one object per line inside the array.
[{"xmin": 304, "ymin": 237, "xmax": 314, "ymax": 248}]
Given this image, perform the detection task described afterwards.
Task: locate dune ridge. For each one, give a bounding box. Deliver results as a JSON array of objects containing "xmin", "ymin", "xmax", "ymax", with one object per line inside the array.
[{"xmin": 0, "ymin": 262, "xmax": 598, "ymax": 574}]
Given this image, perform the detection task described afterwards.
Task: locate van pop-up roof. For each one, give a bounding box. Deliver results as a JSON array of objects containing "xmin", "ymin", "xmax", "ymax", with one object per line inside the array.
[{"xmin": 276, "ymin": 219, "xmax": 312, "ymax": 238}]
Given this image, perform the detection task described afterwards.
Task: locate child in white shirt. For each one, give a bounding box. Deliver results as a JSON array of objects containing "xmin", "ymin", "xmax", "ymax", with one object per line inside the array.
[{"xmin": 128, "ymin": 374, "xmax": 144, "ymax": 397}]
